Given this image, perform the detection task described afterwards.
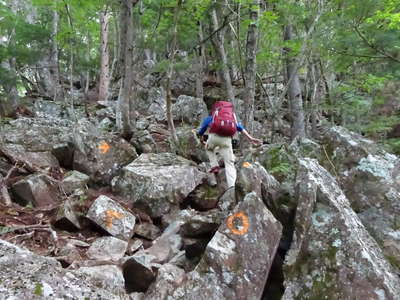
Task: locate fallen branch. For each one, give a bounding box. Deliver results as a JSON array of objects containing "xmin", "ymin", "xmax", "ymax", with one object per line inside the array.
[{"xmin": 0, "ymin": 163, "xmax": 20, "ymax": 205}]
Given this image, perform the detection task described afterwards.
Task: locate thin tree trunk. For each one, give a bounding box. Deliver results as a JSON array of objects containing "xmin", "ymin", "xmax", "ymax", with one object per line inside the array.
[
  {"xmin": 117, "ymin": 7, "xmax": 127, "ymax": 80},
  {"xmin": 243, "ymin": 0, "xmax": 260, "ymax": 133},
  {"xmin": 84, "ymin": 31, "xmax": 91, "ymax": 95},
  {"xmin": 195, "ymin": 22, "xmax": 205, "ymax": 100},
  {"xmin": 165, "ymin": 0, "xmax": 182, "ymax": 146},
  {"xmin": 117, "ymin": 0, "xmax": 138, "ymax": 138},
  {"xmin": 110, "ymin": 14, "xmax": 119, "ymax": 80},
  {"xmin": 99, "ymin": 8, "xmax": 111, "ymax": 102},
  {"xmin": 50, "ymin": 5, "xmax": 61, "ymax": 100},
  {"xmin": 0, "ymin": 174, "xmax": 11, "ymax": 206},
  {"xmin": 210, "ymin": 2, "xmax": 235, "ymax": 105},
  {"xmin": 284, "ymin": 24, "xmax": 306, "ymax": 140}
]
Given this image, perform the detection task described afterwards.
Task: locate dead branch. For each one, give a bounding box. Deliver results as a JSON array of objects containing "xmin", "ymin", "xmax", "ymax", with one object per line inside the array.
[{"xmin": 0, "ymin": 163, "xmax": 19, "ymax": 205}]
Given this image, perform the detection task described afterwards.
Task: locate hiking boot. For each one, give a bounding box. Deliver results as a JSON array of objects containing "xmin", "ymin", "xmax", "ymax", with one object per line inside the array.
[{"xmin": 209, "ymin": 166, "xmax": 221, "ymax": 174}]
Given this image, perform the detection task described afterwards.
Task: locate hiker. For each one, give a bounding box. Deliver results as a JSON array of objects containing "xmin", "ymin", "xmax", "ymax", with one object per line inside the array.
[{"xmin": 197, "ymin": 101, "xmax": 262, "ymax": 188}]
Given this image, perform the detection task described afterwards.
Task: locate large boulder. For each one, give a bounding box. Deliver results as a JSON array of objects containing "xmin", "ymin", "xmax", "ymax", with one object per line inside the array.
[
  {"xmin": 1, "ymin": 143, "xmax": 60, "ymax": 170},
  {"xmin": 175, "ymin": 126, "xmax": 208, "ymax": 163},
  {"xmin": 112, "ymin": 153, "xmax": 206, "ymax": 218},
  {"xmin": 136, "ymin": 87, "xmax": 166, "ymax": 121},
  {"xmin": 144, "ymin": 264, "xmax": 186, "ymax": 299},
  {"xmin": 86, "ymin": 195, "xmax": 136, "ymax": 241},
  {"xmin": 169, "ymin": 192, "xmax": 282, "ymax": 299},
  {"xmin": 323, "ymin": 126, "xmax": 400, "ymax": 271},
  {"xmin": 72, "ymin": 119, "xmax": 138, "ymax": 184},
  {"xmin": 61, "ymin": 170, "xmax": 90, "ymax": 194},
  {"xmin": 86, "ymin": 236, "xmax": 128, "ymax": 261},
  {"xmin": 322, "ymin": 126, "xmax": 381, "ymax": 172},
  {"xmin": 236, "ymin": 160, "xmax": 280, "ymax": 202},
  {"xmin": 172, "ymin": 95, "xmax": 208, "ymax": 124},
  {"xmin": 282, "ymin": 159, "xmax": 400, "ymax": 299},
  {"xmin": 2, "ymin": 117, "xmax": 72, "ymax": 153},
  {"xmin": 11, "ymin": 173, "xmax": 61, "ymax": 207},
  {"xmin": 0, "ymin": 240, "xmax": 129, "ymax": 299}
]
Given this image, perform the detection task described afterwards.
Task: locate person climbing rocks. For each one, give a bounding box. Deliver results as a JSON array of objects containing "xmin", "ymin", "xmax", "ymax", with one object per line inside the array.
[{"xmin": 197, "ymin": 100, "xmax": 262, "ymax": 188}]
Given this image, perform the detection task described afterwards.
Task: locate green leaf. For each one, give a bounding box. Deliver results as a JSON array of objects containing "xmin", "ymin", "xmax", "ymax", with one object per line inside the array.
[{"xmin": 34, "ymin": 283, "xmax": 43, "ymax": 296}]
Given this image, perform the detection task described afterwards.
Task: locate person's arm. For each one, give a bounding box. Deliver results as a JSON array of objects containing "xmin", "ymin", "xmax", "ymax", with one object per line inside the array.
[
  {"xmin": 197, "ymin": 116, "xmax": 212, "ymax": 136},
  {"xmin": 197, "ymin": 116, "xmax": 212, "ymax": 144},
  {"xmin": 237, "ymin": 123, "xmax": 262, "ymax": 145}
]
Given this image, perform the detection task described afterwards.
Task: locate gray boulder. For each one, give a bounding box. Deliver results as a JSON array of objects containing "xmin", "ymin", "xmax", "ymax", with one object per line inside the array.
[
  {"xmin": 134, "ymin": 223, "xmax": 161, "ymax": 240},
  {"xmin": 112, "ymin": 153, "xmax": 205, "ymax": 218},
  {"xmin": 282, "ymin": 158, "xmax": 400, "ymax": 299},
  {"xmin": 61, "ymin": 170, "xmax": 89, "ymax": 194},
  {"xmin": 179, "ymin": 209, "xmax": 222, "ymax": 238},
  {"xmin": 137, "ymin": 87, "xmax": 166, "ymax": 121},
  {"xmin": 72, "ymin": 119, "xmax": 138, "ymax": 184},
  {"xmin": 144, "ymin": 264, "xmax": 185, "ymax": 299},
  {"xmin": 11, "ymin": 173, "xmax": 61, "ymax": 207},
  {"xmin": 172, "ymin": 95, "xmax": 208, "ymax": 124},
  {"xmin": 86, "ymin": 236, "xmax": 128, "ymax": 261},
  {"xmin": 1, "ymin": 143, "xmax": 60, "ymax": 169},
  {"xmin": 2, "ymin": 117, "xmax": 72, "ymax": 153},
  {"xmin": 170, "ymin": 192, "xmax": 282, "ymax": 300},
  {"xmin": 323, "ymin": 126, "xmax": 400, "ymax": 272},
  {"xmin": 86, "ymin": 195, "xmax": 136, "ymax": 241},
  {"xmin": 122, "ymin": 253, "xmax": 158, "ymax": 293},
  {"xmin": 54, "ymin": 199, "xmax": 81, "ymax": 230},
  {"xmin": 77, "ymin": 265, "xmax": 125, "ymax": 291},
  {"xmin": 0, "ymin": 240, "xmax": 129, "ymax": 299}
]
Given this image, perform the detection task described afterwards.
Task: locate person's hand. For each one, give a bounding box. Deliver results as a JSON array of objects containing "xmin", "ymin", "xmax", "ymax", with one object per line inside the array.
[
  {"xmin": 200, "ymin": 135, "xmax": 206, "ymax": 145},
  {"xmin": 250, "ymin": 137, "xmax": 263, "ymax": 145}
]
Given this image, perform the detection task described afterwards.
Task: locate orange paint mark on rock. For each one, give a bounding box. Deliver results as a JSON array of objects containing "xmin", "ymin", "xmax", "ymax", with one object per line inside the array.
[
  {"xmin": 242, "ymin": 162, "xmax": 251, "ymax": 168},
  {"xmin": 105, "ymin": 210, "xmax": 124, "ymax": 228},
  {"xmin": 99, "ymin": 141, "xmax": 110, "ymax": 154},
  {"xmin": 227, "ymin": 211, "xmax": 249, "ymax": 235}
]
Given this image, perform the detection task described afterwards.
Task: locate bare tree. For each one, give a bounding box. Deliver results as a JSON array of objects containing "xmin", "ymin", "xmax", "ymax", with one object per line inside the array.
[
  {"xmin": 37, "ymin": 3, "xmax": 61, "ymax": 100},
  {"xmin": 284, "ymin": 24, "xmax": 306, "ymax": 140},
  {"xmin": 116, "ymin": 0, "xmax": 139, "ymax": 138},
  {"xmin": 165, "ymin": 0, "xmax": 182, "ymax": 146},
  {"xmin": 210, "ymin": 1, "xmax": 235, "ymax": 104},
  {"xmin": 195, "ymin": 22, "xmax": 205, "ymax": 100},
  {"xmin": 99, "ymin": 7, "xmax": 111, "ymax": 102},
  {"xmin": 243, "ymin": 0, "xmax": 260, "ymax": 133}
]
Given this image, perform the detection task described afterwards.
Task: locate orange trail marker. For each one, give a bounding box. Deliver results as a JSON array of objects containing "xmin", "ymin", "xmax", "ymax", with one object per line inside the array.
[
  {"xmin": 227, "ymin": 211, "xmax": 249, "ymax": 235},
  {"xmin": 99, "ymin": 141, "xmax": 110, "ymax": 154},
  {"xmin": 105, "ymin": 210, "xmax": 124, "ymax": 228},
  {"xmin": 242, "ymin": 162, "xmax": 251, "ymax": 168}
]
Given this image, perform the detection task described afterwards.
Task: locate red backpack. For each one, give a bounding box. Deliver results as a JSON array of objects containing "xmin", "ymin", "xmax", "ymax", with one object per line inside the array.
[{"xmin": 209, "ymin": 101, "xmax": 237, "ymax": 137}]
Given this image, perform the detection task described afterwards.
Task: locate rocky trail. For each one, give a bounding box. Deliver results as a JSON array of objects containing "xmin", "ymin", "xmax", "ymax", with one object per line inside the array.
[{"xmin": 1, "ymin": 93, "xmax": 400, "ymax": 299}]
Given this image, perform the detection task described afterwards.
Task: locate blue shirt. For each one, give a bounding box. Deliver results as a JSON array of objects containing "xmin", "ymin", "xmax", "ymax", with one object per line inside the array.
[{"xmin": 197, "ymin": 115, "xmax": 244, "ymax": 136}]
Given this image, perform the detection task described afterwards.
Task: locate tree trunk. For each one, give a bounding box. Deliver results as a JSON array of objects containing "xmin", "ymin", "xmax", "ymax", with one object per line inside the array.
[
  {"xmin": 165, "ymin": 0, "xmax": 182, "ymax": 146},
  {"xmin": 195, "ymin": 22, "xmax": 205, "ymax": 100},
  {"xmin": 110, "ymin": 15, "xmax": 120, "ymax": 80},
  {"xmin": 116, "ymin": 0, "xmax": 138, "ymax": 138},
  {"xmin": 99, "ymin": 8, "xmax": 111, "ymax": 102},
  {"xmin": 210, "ymin": 2, "xmax": 235, "ymax": 105},
  {"xmin": 50, "ymin": 6, "xmax": 61, "ymax": 100},
  {"xmin": 284, "ymin": 24, "xmax": 306, "ymax": 140},
  {"xmin": 243, "ymin": 0, "xmax": 260, "ymax": 133}
]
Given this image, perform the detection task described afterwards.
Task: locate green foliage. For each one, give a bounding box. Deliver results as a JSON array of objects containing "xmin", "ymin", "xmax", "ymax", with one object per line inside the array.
[
  {"xmin": 34, "ymin": 283, "xmax": 43, "ymax": 296},
  {"xmin": 262, "ymin": 145, "xmax": 294, "ymax": 180},
  {"xmin": 382, "ymin": 138, "xmax": 400, "ymax": 155}
]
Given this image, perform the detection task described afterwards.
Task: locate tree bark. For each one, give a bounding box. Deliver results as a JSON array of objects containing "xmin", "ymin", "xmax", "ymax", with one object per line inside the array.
[
  {"xmin": 50, "ymin": 6, "xmax": 61, "ymax": 100},
  {"xmin": 99, "ymin": 8, "xmax": 111, "ymax": 102},
  {"xmin": 284, "ymin": 24, "xmax": 306, "ymax": 140},
  {"xmin": 116, "ymin": 0, "xmax": 138, "ymax": 138},
  {"xmin": 210, "ymin": 2, "xmax": 235, "ymax": 105},
  {"xmin": 243, "ymin": 0, "xmax": 260, "ymax": 133},
  {"xmin": 195, "ymin": 22, "xmax": 205, "ymax": 100},
  {"xmin": 165, "ymin": 0, "xmax": 182, "ymax": 146}
]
